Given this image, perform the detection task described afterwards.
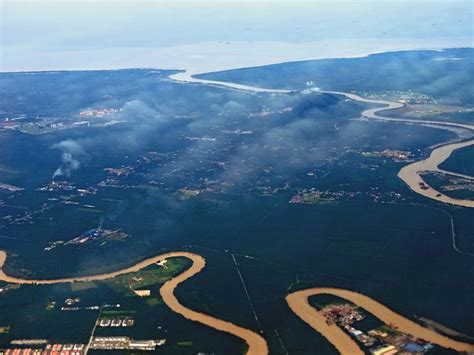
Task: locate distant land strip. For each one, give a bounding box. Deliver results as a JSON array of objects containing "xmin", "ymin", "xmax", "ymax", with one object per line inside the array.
[
  {"xmin": 0, "ymin": 250, "xmax": 268, "ymax": 355},
  {"xmin": 286, "ymin": 287, "xmax": 474, "ymax": 354},
  {"xmin": 171, "ymin": 71, "xmax": 474, "ymax": 208}
]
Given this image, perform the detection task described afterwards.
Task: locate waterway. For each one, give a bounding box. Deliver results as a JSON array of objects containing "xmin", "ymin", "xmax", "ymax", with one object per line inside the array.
[
  {"xmin": 0, "ymin": 250, "xmax": 268, "ymax": 355},
  {"xmin": 286, "ymin": 287, "xmax": 474, "ymax": 353},
  {"xmin": 170, "ymin": 71, "xmax": 474, "ymax": 208}
]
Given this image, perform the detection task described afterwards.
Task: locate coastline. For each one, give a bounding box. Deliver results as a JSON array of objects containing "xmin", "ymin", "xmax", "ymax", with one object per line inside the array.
[
  {"xmin": 2, "ymin": 45, "xmax": 474, "ymax": 353},
  {"xmin": 2, "ymin": 41, "xmax": 472, "ymax": 74}
]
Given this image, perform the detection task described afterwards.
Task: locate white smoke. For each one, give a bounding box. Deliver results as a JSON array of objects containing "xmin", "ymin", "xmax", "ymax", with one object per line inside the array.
[{"xmin": 51, "ymin": 139, "xmax": 85, "ymax": 180}]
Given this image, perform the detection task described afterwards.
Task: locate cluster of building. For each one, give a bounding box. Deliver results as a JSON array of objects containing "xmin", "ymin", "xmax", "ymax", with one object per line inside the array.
[
  {"xmin": 45, "ymin": 297, "xmax": 100, "ymax": 312},
  {"xmin": 0, "ymin": 115, "xmax": 124, "ymax": 135},
  {"xmin": 1, "ymin": 343, "xmax": 84, "ymax": 355},
  {"xmin": 99, "ymin": 151, "xmax": 178, "ymax": 190},
  {"xmin": 361, "ymin": 90, "xmax": 434, "ymax": 105},
  {"xmin": 64, "ymin": 229, "xmax": 106, "ymax": 245},
  {"xmin": 368, "ymin": 328, "xmax": 434, "ymax": 355},
  {"xmin": 60, "ymin": 306, "xmax": 99, "ymax": 312},
  {"xmin": 247, "ymin": 105, "xmax": 293, "ymax": 118},
  {"xmin": 89, "ymin": 337, "xmax": 165, "ymax": 351},
  {"xmin": 289, "ymin": 185, "xmax": 405, "ymax": 206},
  {"xmin": 322, "ymin": 303, "xmax": 435, "ymax": 354},
  {"xmin": 322, "ymin": 303, "xmax": 380, "ymax": 348},
  {"xmin": 79, "ymin": 108, "xmax": 119, "ymax": 117},
  {"xmin": 98, "ymin": 317, "xmax": 134, "ymax": 327},
  {"xmin": 103, "ymin": 166, "xmax": 134, "ymax": 177},
  {"xmin": 38, "ymin": 182, "xmax": 97, "ymax": 196},
  {"xmin": 322, "ymin": 303, "xmax": 365, "ymax": 326},
  {"xmin": 361, "ymin": 149, "xmax": 414, "ymax": 163},
  {"xmin": 37, "ymin": 181, "xmax": 76, "ymax": 193},
  {"xmin": 44, "ymin": 228, "xmax": 128, "ymax": 252},
  {"xmin": 290, "ymin": 188, "xmax": 357, "ymax": 205}
]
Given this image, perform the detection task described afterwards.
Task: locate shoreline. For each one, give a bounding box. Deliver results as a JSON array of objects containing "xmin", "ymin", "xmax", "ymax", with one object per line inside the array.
[
  {"xmin": 4, "ymin": 41, "xmax": 474, "ymax": 207},
  {"xmin": 2, "ymin": 43, "xmax": 472, "ymax": 74},
  {"xmin": 286, "ymin": 287, "xmax": 474, "ymax": 354},
  {"xmin": 0, "ymin": 250, "xmax": 268, "ymax": 355}
]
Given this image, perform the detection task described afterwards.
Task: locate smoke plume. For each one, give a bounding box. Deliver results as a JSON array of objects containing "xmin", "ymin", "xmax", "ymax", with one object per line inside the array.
[{"xmin": 51, "ymin": 139, "xmax": 85, "ymax": 180}]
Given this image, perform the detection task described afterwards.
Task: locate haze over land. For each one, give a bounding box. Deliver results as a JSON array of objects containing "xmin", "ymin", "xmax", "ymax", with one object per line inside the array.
[{"xmin": 1, "ymin": 1, "xmax": 474, "ymax": 354}]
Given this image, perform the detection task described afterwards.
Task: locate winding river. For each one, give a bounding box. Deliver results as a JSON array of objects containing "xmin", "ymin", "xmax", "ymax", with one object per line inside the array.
[
  {"xmin": 0, "ymin": 250, "xmax": 269, "ymax": 355},
  {"xmin": 1, "ymin": 68, "xmax": 473, "ymax": 355},
  {"xmin": 2, "ymin": 249, "xmax": 472, "ymax": 354},
  {"xmin": 286, "ymin": 287, "xmax": 474, "ymax": 354},
  {"xmin": 171, "ymin": 71, "xmax": 474, "ymax": 208},
  {"xmin": 326, "ymin": 90, "xmax": 474, "ymax": 208}
]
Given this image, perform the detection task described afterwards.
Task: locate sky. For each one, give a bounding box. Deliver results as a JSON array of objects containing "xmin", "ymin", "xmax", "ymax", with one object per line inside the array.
[{"xmin": 1, "ymin": 1, "xmax": 473, "ymax": 72}]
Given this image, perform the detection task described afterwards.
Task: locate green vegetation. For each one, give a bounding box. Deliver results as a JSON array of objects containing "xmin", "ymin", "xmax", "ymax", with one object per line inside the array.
[
  {"xmin": 177, "ymin": 341, "xmax": 193, "ymax": 347},
  {"xmin": 70, "ymin": 281, "xmax": 97, "ymax": 291},
  {"xmin": 199, "ymin": 48, "xmax": 474, "ymax": 105},
  {"xmin": 309, "ymin": 294, "xmax": 350, "ymax": 310},
  {"xmin": 294, "ymin": 192, "xmax": 337, "ymax": 205},
  {"xmin": 1, "ymin": 54, "xmax": 474, "ymax": 354},
  {"xmin": 104, "ymin": 258, "xmax": 191, "ymax": 297},
  {"xmin": 145, "ymin": 297, "xmax": 162, "ymax": 307}
]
